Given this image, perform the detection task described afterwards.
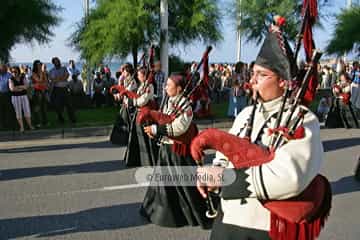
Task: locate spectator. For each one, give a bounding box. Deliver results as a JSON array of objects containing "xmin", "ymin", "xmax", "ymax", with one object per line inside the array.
[
  {"xmin": 31, "ymin": 60, "xmax": 48, "ymax": 128},
  {"xmin": 103, "ymin": 71, "xmax": 115, "ymax": 106},
  {"xmin": 49, "ymin": 57, "xmax": 76, "ymax": 124},
  {"xmin": 317, "ymin": 96, "xmax": 331, "ymax": 122},
  {"xmin": 350, "ymin": 61, "xmax": 360, "ymax": 110},
  {"xmin": 8, "ymin": 66, "xmax": 34, "ymax": 132},
  {"xmin": 209, "ymin": 64, "xmax": 222, "ymax": 103},
  {"xmin": 321, "ymin": 66, "xmax": 332, "ymax": 89},
  {"xmin": 227, "ymin": 80, "xmax": 246, "ymax": 118},
  {"xmin": 68, "ymin": 74, "xmax": 85, "ymax": 109},
  {"xmin": 92, "ymin": 72, "xmax": 105, "ymax": 107},
  {"xmin": 67, "ymin": 60, "xmax": 80, "ymax": 80},
  {"xmin": 153, "ymin": 60, "xmax": 165, "ymax": 105},
  {"xmin": 0, "ymin": 64, "xmax": 14, "ymax": 130},
  {"xmin": 329, "ymin": 67, "xmax": 337, "ymax": 87}
]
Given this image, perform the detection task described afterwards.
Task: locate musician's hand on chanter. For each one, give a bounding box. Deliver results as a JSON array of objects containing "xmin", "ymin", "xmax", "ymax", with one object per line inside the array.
[
  {"xmin": 144, "ymin": 125, "xmax": 155, "ymax": 138},
  {"xmin": 196, "ymin": 166, "xmax": 224, "ymax": 198}
]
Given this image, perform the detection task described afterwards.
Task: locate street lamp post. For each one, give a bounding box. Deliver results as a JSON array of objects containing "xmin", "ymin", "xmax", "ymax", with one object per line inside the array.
[
  {"xmin": 236, "ymin": 0, "xmax": 242, "ymax": 62},
  {"xmin": 83, "ymin": 0, "xmax": 92, "ymax": 95},
  {"xmin": 160, "ymin": 0, "xmax": 169, "ymax": 80}
]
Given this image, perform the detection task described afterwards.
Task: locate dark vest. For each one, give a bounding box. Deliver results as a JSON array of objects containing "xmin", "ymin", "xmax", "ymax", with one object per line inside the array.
[{"xmin": 11, "ymin": 76, "xmax": 27, "ymax": 96}]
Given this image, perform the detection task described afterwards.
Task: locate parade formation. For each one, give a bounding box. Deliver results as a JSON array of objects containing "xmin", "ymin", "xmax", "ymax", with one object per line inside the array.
[
  {"xmin": 1, "ymin": 0, "xmax": 360, "ymax": 240},
  {"xmin": 103, "ymin": 1, "xmax": 336, "ymax": 239}
]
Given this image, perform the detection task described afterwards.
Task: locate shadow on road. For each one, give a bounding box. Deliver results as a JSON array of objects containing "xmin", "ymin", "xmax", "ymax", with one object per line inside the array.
[
  {"xmin": 323, "ymin": 138, "xmax": 360, "ymax": 152},
  {"xmin": 0, "ymin": 141, "xmax": 120, "ymax": 154},
  {"xmin": 0, "ymin": 202, "xmax": 148, "ymax": 239},
  {"xmin": 0, "ymin": 160, "xmax": 126, "ymax": 181},
  {"xmin": 331, "ymin": 175, "xmax": 360, "ymax": 196}
]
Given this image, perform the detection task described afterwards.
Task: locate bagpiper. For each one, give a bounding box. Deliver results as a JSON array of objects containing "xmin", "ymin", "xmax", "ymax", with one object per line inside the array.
[{"xmin": 191, "ymin": 13, "xmax": 332, "ymax": 240}]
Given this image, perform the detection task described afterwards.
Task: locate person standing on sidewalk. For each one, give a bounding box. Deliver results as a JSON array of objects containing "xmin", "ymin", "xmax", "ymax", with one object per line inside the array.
[
  {"xmin": 153, "ymin": 60, "xmax": 166, "ymax": 105},
  {"xmin": 31, "ymin": 60, "xmax": 48, "ymax": 128},
  {"xmin": 49, "ymin": 57, "xmax": 76, "ymax": 124},
  {"xmin": 0, "ymin": 64, "xmax": 15, "ymax": 130},
  {"xmin": 350, "ymin": 61, "xmax": 360, "ymax": 112},
  {"xmin": 8, "ymin": 66, "xmax": 34, "ymax": 132}
]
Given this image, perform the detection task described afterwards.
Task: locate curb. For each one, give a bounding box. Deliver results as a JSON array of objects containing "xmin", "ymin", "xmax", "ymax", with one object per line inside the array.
[{"xmin": 0, "ymin": 118, "xmax": 233, "ymax": 142}]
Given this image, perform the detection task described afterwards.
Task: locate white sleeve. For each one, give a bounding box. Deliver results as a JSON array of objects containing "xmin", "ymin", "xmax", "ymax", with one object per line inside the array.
[
  {"xmin": 166, "ymin": 104, "xmax": 193, "ymax": 137},
  {"xmin": 134, "ymin": 85, "xmax": 154, "ymax": 107},
  {"xmin": 126, "ymin": 79, "xmax": 137, "ymax": 91}
]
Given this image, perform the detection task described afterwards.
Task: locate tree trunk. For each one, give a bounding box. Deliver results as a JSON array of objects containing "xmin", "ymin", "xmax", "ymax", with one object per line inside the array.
[{"xmin": 132, "ymin": 47, "xmax": 138, "ymax": 70}]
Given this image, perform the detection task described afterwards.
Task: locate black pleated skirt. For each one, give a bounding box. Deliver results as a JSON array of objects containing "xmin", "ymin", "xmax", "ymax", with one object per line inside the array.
[
  {"xmin": 326, "ymin": 98, "xmax": 359, "ymax": 128},
  {"xmin": 110, "ymin": 105, "xmax": 132, "ymax": 146},
  {"xmin": 140, "ymin": 144, "xmax": 212, "ymax": 229},
  {"xmin": 124, "ymin": 114, "xmax": 158, "ymax": 167}
]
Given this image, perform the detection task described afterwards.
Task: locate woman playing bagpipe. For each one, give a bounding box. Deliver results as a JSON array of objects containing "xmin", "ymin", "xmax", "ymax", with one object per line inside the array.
[
  {"xmin": 122, "ymin": 65, "xmax": 159, "ymax": 167},
  {"xmin": 328, "ymin": 72, "xmax": 359, "ymax": 128},
  {"xmin": 191, "ymin": 11, "xmax": 332, "ymax": 240},
  {"xmin": 109, "ymin": 63, "xmax": 137, "ymax": 145},
  {"xmin": 137, "ymin": 62, "xmax": 212, "ymax": 228}
]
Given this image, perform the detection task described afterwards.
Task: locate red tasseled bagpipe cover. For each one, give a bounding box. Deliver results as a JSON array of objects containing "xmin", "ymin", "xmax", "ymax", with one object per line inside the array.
[
  {"xmin": 190, "ymin": 128, "xmax": 332, "ymax": 240},
  {"xmin": 265, "ymin": 174, "xmax": 332, "ymax": 240}
]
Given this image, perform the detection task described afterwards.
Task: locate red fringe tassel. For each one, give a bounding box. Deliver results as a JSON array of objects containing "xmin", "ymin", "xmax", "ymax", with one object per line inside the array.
[
  {"xmin": 268, "ymin": 175, "xmax": 332, "ymax": 240},
  {"xmin": 269, "ymin": 212, "xmax": 329, "ymax": 240}
]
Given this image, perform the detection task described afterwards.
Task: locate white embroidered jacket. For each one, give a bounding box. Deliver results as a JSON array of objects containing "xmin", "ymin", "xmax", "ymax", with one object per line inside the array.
[
  {"xmin": 133, "ymin": 83, "xmax": 154, "ymax": 107},
  {"xmin": 213, "ymin": 97, "xmax": 324, "ymax": 231},
  {"xmin": 163, "ymin": 95, "xmax": 193, "ymax": 137}
]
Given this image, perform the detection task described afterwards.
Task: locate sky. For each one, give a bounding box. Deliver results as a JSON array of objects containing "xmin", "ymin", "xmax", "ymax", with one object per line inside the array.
[{"xmin": 10, "ymin": 0, "xmax": 355, "ymax": 64}]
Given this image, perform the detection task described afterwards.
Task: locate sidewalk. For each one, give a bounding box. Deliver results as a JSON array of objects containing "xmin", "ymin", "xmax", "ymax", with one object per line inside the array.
[{"xmin": 0, "ymin": 118, "xmax": 234, "ymax": 142}]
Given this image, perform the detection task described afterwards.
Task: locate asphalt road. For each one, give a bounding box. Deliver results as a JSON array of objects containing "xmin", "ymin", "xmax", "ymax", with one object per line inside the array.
[{"xmin": 0, "ymin": 128, "xmax": 359, "ymax": 240}]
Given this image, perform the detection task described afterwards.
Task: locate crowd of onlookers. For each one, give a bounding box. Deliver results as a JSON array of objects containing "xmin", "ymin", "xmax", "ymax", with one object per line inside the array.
[
  {"xmin": 0, "ymin": 57, "xmax": 106, "ymax": 132},
  {"xmin": 0, "ymin": 57, "xmax": 359, "ymax": 132}
]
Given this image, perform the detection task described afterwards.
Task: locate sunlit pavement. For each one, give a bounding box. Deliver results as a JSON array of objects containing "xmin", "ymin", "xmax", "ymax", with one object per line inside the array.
[{"xmin": 0, "ymin": 128, "xmax": 359, "ymax": 240}]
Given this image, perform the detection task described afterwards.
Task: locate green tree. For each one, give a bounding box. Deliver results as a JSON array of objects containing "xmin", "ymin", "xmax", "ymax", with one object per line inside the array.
[
  {"xmin": 0, "ymin": 0, "xmax": 61, "ymax": 63},
  {"xmin": 326, "ymin": 6, "xmax": 360, "ymax": 56},
  {"xmin": 70, "ymin": 0, "xmax": 222, "ymax": 67},
  {"xmin": 231, "ymin": 0, "xmax": 329, "ymax": 44},
  {"xmin": 71, "ymin": 0, "xmax": 158, "ymax": 68}
]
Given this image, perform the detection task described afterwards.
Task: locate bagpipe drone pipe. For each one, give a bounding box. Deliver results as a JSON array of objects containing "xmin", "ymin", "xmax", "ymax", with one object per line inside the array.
[{"xmin": 109, "ymin": 45, "xmax": 158, "ymax": 110}]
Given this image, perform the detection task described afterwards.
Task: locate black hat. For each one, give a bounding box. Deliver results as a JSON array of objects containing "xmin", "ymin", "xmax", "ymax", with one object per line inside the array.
[{"xmin": 255, "ymin": 23, "xmax": 297, "ymax": 80}]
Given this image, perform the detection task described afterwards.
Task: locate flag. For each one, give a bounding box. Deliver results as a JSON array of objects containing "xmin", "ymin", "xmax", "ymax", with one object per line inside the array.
[{"xmin": 302, "ymin": 0, "xmax": 318, "ymax": 106}]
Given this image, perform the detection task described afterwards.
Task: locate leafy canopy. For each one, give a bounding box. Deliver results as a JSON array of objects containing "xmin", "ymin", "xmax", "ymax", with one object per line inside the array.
[
  {"xmin": 326, "ymin": 6, "xmax": 360, "ymax": 56},
  {"xmin": 230, "ymin": 0, "xmax": 329, "ymax": 44},
  {"xmin": 0, "ymin": 0, "xmax": 61, "ymax": 63},
  {"xmin": 70, "ymin": 0, "xmax": 222, "ymax": 66}
]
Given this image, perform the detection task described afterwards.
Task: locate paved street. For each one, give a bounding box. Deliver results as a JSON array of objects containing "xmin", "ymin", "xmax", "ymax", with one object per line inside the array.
[{"xmin": 0, "ymin": 128, "xmax": 359, "ymax": 240}]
